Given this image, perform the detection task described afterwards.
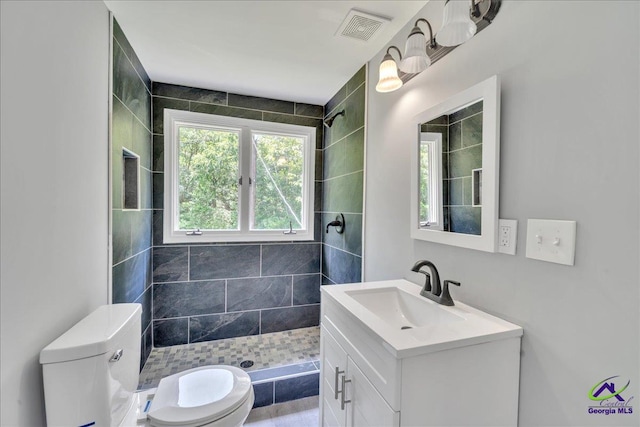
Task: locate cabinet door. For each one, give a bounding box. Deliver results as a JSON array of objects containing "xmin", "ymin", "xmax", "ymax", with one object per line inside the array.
[
  {"xmin": 346, "ymin": 356, "xmax": 400, "ymax": 427},
  {"xmin": 321, "ymin": 327, "xmax": 348, "ymax": 427}
]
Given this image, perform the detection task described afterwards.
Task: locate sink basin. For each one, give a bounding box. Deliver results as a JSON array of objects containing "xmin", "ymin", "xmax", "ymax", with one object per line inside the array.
[
  {"xmin": 321, "ymin": 279, "xmax": 523, "ymax": 358},
  {"xmin": 345, "ymin": 287, "xmax": 465, "ymax": 329}
]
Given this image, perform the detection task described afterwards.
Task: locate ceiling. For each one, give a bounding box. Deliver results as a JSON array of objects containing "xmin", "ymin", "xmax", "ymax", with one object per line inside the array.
[{"xmin": 104, "ymin": 1, "xmax": 428, "ymax": 106}]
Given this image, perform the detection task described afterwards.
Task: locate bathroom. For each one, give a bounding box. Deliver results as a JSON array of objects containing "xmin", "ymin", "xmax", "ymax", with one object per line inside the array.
[{"xmin": 1, "ymin": 1, "xmax": 638, "ymax": 426}]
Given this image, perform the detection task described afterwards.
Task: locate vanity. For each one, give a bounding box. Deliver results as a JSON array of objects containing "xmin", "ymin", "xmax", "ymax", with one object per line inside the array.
[{"xmin": 319, "ymin": 279, "xmax": 523, "ymax": 427}]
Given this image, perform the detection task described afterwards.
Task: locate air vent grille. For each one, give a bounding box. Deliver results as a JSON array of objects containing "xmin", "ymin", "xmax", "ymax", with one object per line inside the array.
[{"xmin": 336, "ymin": 9, "xmax": 391, "ymax": 42}]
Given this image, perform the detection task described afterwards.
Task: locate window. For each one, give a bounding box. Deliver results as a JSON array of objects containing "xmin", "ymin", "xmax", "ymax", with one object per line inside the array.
[
  {"xmin": 163, "ymin": 109, "xmax": 316, "ymax": 243},
  {"xmin": 418, "ymin": 132, "xmax": 443, "ymax": 230}
]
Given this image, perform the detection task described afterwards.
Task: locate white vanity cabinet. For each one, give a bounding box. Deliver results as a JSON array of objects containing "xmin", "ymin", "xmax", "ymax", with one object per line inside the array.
[
  {"xmin": 320, "ymin": 280, "xmax": 523, "ymax": 427},
  {"xmin": 321, "ymin": 325, "xmax": 399, "ymax": 427}
]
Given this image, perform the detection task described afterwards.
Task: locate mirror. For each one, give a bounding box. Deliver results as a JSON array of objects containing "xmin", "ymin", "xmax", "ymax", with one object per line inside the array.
[{"xmin": 410, "ymin": 75, "xmax": 500, "ymax": 252}]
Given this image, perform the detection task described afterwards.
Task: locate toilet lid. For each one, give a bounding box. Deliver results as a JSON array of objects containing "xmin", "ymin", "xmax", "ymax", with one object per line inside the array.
[{"xmin": 147, "ymin": 365, "xmax": 252, "ymax": 427}]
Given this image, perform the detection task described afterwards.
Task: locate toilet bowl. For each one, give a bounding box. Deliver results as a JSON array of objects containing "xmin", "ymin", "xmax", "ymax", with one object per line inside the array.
[
  {"xmin": 145, "ymin": 365, "xmax": 254, "ymax": 427},
  {"xmin": 40, "ymin": 304, "xmax": 254, "ymax": 427}
]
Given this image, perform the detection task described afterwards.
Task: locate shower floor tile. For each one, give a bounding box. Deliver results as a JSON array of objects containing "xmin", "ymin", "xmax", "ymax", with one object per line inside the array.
[{"xmin": 138, "ymin": 326, "xmax": 320, "ymax": 390}]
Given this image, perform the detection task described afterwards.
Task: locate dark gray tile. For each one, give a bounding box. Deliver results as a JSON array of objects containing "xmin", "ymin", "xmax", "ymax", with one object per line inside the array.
[
  {"xmin": 343, "ymin": 213, "xmax": 362, "ymax": 256},
  {"xmin": 426, "ymin": 114, "xmax": 448, "ymax": 126},
  {"xmin": 227, "ymin": 276, "xmax": 292, "ymax": 311},
  {"xmin": 325, "ymin": 85, "xmax": 347, "ymax": 118},
  {"xmin": 449, "ymin": 144, "xmax": 482, "ymax": 179},
  {"xmin": 112, "ymin": 249, "xmax": 152, "ymax": 303},
  {"xmin": 190, "ymin": 245, "xmax": 260, "ymax": 280},
  {"xmin": 153, "ymin": 134, "xmax": 164, "ymax": 172},
  {"xmin": 323, "ymin": 171, "xmax": 363, "ymax": 214},
  {"xmin": 140, "ymin": 168, "xmax": 152, "ymax": 210},
  {"xmin": 315, "ymin": 149, "xmax": 323, "ymax": 181},
  {"xmin": 462, "ymin": 112, "xmax": 483, "ymax": 147},
  {"xmin": 132, "ymin": 117, "xmax": 152, "ymax": 170},
  {"xmin": 314, "ymin": 181, "xmax": 323, "ymax": 213},
  {"xmin": 249, "ymin": 362, "xmax": 318, "ymax": 382},
  {"xmin": 328, "ymin": 84, "xmax": 365, "ymax": 144},
  {"xmin": 113, "ymin": 19, "xmax": 151, "ymax": 91},
  {"xmin": 343, "ymin": 127, "xmax": 365, "ymax": 175},
  {"xmin": 153, "ymin": 96, "xmax": 189, "ymax": 134},
  {"xmin": 153, "ymin": 280, "xmax": 225, "ymax": 319},
  {"xmin": 189, "ymin": 101, "xmax": 263, "ymax": 120},
  {"xmin": 261, "ymin": 244, "xmax": 320, "ymax": 276},
  {"xmin": 449, "ymin": 178, "xmax": 464, "ymax": 206},
  {"xmin": 293, "ymin": 274, "xmax": 321, "ymax": 305},
  {"xmin": 228, "ymin": 94, "xmax": 293, "ymax": 114},
  {"xmin": 135, "ymin": 285, "xmax": 153, "ymax": 333},
  {"xmin": 449, "ymin": 206, "xmax": 481, "ymax": 235},
  {"xmin": 153, "ymin": 209, "xmax": 163, "ymax": 246},
  {"xmin": 153, "ymin": 246, "xmax": 188, "ymax": 282},
  {"xmin": 322, "ymin": 245, "xmax": 361, "ymax": 284},
  {"xmin": 346, "ymin": 65, "xmax": 366, "ymax": 95},
  {"xmin": 252, "ymin": 382, "xmax": 274, "ymax": 408},
  {"xmin": 462, "ymin": 176, "xmax": 473, "ymax": 206},
  {"xmin": 113, "ymin": 41, "xmax": 150, "ymax": 130},
  {"xmin": 295, "ymin": 103, "xmax": 323, "ymax": 118},
  {"xmin": 450, "ymin": 100, "xmax": 483, "ymax": 123},
  {"xmin": 314, "ymin": 213, "xmax": 322, "ymax": 243},
  {"xmin": 262, "ymin": 112, "xmax": 322, "ymax": 129},
  {"xmin": 449, "ymin": 121, "xmax": 462, "ymax": 151},
  {"xmin": 323, "ymin": 138, "xmax": 344, "ymax": 181},
  {"xmin": 152, "ymin": 82, "xmax": 227, "ymax": 105},
  {"xmin": 140, "ymin": 325, "xmax": 152, "ymax": 370},
  {"xmin": 190, "ymin": 311, "xmax": 260, "ymax": 342},
  {"xmin": 152, "ymin": 172, "xmax": 163, "ymax": 209},
  {"xmin": 112, "ymin": 209, "xmax": 132, "ymax": 265},
  {"xmin": 274, "ymin": 373, "xmax": 320, "ymax": 403},
  {"xmin": 131, "ymin": 209, "xmax": 152, "ymax": 256},
  {"xmin": 153, "ymin": 318, "xmax": 188, "ymax": 347},
  {"xmin": 261, "ymin": 305, "xmax": 320, "ymax": 333}
]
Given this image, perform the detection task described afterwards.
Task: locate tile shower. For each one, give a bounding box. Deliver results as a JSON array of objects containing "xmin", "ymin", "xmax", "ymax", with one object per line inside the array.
[{"xmin": 110, "ymin": 17, "xmax": 365, "ymax": 407}]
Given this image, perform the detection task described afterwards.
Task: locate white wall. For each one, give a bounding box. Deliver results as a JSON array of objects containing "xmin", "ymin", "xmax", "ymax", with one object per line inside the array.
[
  {"xmin": 365, "ymin": 1, "xmax": 639, "ymax": 426},
  {"xmin": 0, "ymin": 1, "xmax": 110, "ymax": 425}
]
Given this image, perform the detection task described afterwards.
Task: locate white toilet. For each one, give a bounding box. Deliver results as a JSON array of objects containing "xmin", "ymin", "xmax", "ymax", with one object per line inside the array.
[{"xmin": 40, "ymin": 303, "xmax": 254, "ymax": 427}]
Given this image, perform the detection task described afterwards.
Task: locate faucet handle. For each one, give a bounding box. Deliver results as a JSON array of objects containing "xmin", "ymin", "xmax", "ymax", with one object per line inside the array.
[{"xmin": 439, "ymin": 280, "xmax": 461, "ymax": 306}]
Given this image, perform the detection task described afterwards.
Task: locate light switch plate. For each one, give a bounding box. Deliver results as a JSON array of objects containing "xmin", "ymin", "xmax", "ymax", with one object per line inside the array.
[
  {"xmin": 498, "ymin": 219, "xmax": 517, "ymax": 255},
  {"xmin": 525, "ymin": 219, "xmax": 576, "ymax": 265}
]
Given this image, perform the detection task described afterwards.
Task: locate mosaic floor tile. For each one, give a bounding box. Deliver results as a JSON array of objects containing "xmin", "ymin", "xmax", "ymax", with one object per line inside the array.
[{"xmin": 139, "ymin": 326, "xmax": 320, "ymax": 389}]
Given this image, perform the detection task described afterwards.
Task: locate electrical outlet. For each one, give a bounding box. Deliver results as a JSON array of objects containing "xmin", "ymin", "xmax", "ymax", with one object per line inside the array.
[{"xmin": 498, "ymin": 219, "xmax": 518, "ymax": 255}]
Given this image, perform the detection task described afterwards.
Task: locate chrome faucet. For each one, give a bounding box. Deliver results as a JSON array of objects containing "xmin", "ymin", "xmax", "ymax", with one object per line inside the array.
[{"xmin": 410, "ymin": 260, "xmax": 461, "ymax": 306}]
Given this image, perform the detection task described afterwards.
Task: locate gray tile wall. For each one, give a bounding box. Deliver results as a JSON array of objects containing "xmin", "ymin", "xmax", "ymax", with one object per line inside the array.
[
  {"xmin": 151, "ymin": 82, "xmax": 325, "ymax": 347},
  {"xmin": 111, "ymin": 18, "xmax": 153, "ymax": 369},
  {"xmin": 321, "ymin": 66, "xmax": 366, "ymax": 285}
]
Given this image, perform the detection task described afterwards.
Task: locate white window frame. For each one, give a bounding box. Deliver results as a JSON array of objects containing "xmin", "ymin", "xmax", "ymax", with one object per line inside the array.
[
  {"xmin": 418, "ymin": 132, "xmax": 444, "ymax": 230},
  {"xmin": 163, "ymin": 109, "xmax": 316, "ymax": 243}
]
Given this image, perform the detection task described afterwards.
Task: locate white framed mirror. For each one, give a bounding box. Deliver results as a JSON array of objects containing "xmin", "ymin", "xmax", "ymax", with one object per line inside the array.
[{"xmin": 410, "ymin": 75, "xmax": 500, "ymax": 252}]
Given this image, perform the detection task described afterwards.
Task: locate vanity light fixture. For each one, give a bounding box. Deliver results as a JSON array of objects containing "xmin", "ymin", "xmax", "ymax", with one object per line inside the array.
[
  {"xmin": 399, "ymin": 19, "xmax": 437, "ymax": 74},
  {"xmin": 436, "ymin": 0, "xmax": 478, "ymax": 47},
  {"xmin": 375, "ymin": 46, "xmax": 404, "ymax": 93},
  {"xmin": 375, "ymin": 0, "xmax": 501, "ymax": 94}
]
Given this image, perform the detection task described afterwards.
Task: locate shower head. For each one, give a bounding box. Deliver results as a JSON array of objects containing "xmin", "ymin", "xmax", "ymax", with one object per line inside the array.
[{"xmin": 324, "ymin": 109, "xmax": 345, "ymax": 127}]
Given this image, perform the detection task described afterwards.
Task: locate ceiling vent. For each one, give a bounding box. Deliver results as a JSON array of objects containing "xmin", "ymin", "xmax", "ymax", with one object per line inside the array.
[{"xmin": 336, "ymin": 9, "xmax": 391, "ymax": 42}]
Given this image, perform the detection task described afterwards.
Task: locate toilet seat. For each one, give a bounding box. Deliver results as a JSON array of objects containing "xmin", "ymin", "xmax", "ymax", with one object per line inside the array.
[{"xmin": 147, "ymin": 365, "xmax": 253, "ymax": 427}]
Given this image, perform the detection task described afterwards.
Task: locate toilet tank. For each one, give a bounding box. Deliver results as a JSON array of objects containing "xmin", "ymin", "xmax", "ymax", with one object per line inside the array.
[{"xmin": 40, "ymin": 303, "xmax": 142, "ymax": 427}]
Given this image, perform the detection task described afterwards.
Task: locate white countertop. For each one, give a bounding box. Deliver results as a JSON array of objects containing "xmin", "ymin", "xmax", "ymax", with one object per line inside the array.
[{"xmin": 321, "ymin": 279, "xmax": 523, "ymax": 358}]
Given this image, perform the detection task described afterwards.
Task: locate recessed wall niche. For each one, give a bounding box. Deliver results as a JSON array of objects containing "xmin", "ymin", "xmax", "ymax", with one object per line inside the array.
[{"xmin": 122, "ymin": 148, "xmax": 140, "ymax": 210}]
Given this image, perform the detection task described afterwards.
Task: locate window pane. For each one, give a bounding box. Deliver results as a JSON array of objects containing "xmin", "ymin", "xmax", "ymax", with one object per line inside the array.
[
  {"xmin": 252, "ymin": 133, "xmax": 304, "ymax": 230},
  {"xmin": 178, "ymin": 126, "xmax": 239, "ymax": 230}
]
